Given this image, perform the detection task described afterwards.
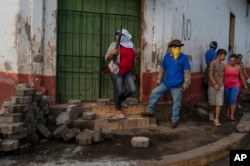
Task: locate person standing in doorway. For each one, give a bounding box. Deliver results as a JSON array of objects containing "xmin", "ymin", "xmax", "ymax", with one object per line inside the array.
[
  {"xmin": 203, "ymin": 41, "xmax": 218, "ymax": 100},
  {"xmin": 208, "ymin": 48, "xmax": 227, "ymax": 127},
  {"xmin": 105, "ymin": 29, "xmax": 147, "ymax": 119},
  {"xmin": 142, "ymin": 39, "xmax": 191, "ymax": 129}
]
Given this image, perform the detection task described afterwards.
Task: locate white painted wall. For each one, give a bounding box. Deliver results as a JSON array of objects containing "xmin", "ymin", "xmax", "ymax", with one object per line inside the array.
[
  {"xmin": 143, "ymin": 0, "xmax": 250, "ymax": 72},
  {"xmin": 0, "ymin": 0, "xmax": 249, "ymax": 76},
  {"xmin": 0, "ymin": 0, "xmax": 57, "ymax": 76},
  {"xmin": 0, "ymin": 1, "xmax": 19, "ymax": 72}
]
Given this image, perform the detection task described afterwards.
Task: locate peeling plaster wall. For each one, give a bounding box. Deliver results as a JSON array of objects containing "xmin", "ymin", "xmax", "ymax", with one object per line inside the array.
[
  {"xmin": 0, "ymin": 1, "xmax": 19, "ymax": 72},
  {"xmin": 143, "ymin": 0, "xmax": 250, "ymax": 73},
  {"xmin": 43, "ymin": 0, "xmax": 57, "ymax": 76},
  {"xmin": 0, "ymin": 0, "xmax": 57, "ymax": 76}
]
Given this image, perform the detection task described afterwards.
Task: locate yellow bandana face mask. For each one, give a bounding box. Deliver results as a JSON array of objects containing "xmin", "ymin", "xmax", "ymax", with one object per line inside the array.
[{"xmin": 171, "ymin": 46, "xmax": 181, "ymax": 60}]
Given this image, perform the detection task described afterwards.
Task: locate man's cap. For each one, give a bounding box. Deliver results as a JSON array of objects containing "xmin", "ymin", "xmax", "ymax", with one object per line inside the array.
[{"xmin": 168, "ymin": 39, "xmax": 184, "ymax": 47}]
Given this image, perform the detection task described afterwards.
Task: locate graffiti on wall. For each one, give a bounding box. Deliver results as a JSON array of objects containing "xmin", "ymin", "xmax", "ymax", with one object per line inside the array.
[{"xmin": 182, "ymin": 13, "xmax": 192, "ymax": 41}]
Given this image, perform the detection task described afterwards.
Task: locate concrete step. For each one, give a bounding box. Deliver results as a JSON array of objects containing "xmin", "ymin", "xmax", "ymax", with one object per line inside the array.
[{"xmin": 49, "ymin": 101, "xmax": 172, "ymax": 131}]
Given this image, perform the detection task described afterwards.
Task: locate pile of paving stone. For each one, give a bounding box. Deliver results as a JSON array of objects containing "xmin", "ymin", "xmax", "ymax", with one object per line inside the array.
[
  {"xmin": 0, "ymin": 83, "xmax": 50, "ymax": 152},
  {"xmin": 49, "ymin": 99, "xmax": 114, "ymax": 145},
  {"xmin": 0, "ymin": 84, "xmax": 116, "ymax": 153}
]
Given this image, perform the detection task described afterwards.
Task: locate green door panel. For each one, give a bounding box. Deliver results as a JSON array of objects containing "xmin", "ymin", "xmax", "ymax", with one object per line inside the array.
[{"xmin": 57, "ymin": 0, "xmax": 141, "ymax": 102}]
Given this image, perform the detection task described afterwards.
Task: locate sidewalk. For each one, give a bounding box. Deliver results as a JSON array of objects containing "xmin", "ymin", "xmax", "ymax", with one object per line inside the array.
[{"xmin": 0, "ymin": 101, "xmax": 250, "ymax": 166}]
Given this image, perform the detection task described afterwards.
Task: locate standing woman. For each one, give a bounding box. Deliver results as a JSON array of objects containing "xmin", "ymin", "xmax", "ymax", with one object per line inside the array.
[
  {"xmin": 224, "ymin": 54, "xmax": 247, "ymax": 121},
  {"xmin": 105, "ymin": 29, "xmax": 147, "ymax": 119}
]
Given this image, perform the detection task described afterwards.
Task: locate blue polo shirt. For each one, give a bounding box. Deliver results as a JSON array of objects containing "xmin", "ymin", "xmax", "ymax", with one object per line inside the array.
[
  {"xmin": 205, "ymin": 48, "xmax": 217, "ymax": 65},
  {"xmin": 161, "ymin": 53, "xmax": 191, "ymax": 88}
]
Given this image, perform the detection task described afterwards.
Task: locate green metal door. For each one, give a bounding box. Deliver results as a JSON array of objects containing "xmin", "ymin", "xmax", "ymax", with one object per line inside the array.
[{"xmin": 57, "ymin": 0, "xmax": 141, "ymax": 102}]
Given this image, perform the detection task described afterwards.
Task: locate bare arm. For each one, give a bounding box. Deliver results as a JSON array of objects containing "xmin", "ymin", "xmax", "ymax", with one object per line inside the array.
[
  {"xmin": 209, "ymin": 68, "xmax": 220, "ymax": 90},
  {"xmin": 156, "ymin": 67, "xmax": 165, "ymax": 86},
  {"xmin": 181, "ymin": 70, "xmax": 191, "ymax": 91},
  {"xmin": 105, "ymin": 42, "xmax": 118, "ymax": 61}
]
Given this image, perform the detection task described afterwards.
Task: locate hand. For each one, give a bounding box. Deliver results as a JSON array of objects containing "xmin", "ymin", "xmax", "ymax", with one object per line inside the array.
[
  {"xmin": 140, "ymin": 38, "xmax": 147, "ymax": 49},
  {"xmin": 181, "ymin": 85, "xmax": 187, "ymax": 92},
  {"xmin": 155, "ymin": 81, "xmax": 160, "ymax": 87},
  {"xmin": 214, "ymin": 84, "xmax": 220, "ymax": 90},
  {"xmin": 112, "ymin": 49, "xmax": 119, "ymax": 56}
]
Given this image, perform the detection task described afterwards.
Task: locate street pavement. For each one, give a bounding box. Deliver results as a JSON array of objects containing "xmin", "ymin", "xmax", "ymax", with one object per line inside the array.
[{"xmin": 0, "ymin": 101, "xmax": 250, "ymax": 166}]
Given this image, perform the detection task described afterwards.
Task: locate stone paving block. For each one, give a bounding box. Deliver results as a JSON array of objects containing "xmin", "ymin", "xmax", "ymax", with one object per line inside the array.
[
  {"xmin": 131, "ymin": 136, "xmax": 149, "ymax": 148},
  {"xmin": 0, "ymin": 113, "xmax": 23, "ymax": 123},
  {"xmin": 78, "ymin": 106, "xmax": 92, "ymax": 115},
  {"xmin": 75, "ymin": 129, "xmax": 94, "ymax": 145},
  {"xmin": 39, "ymin": 99, "xmax": 48, "ymax": 107},
  {"xmin": 56, "ymin": 112, "xmax": 71, "ymax": 126},
  {"xmin": 82, "ymin": 112, "xmax": 96, "ymax": 120},
  {"xmin": 41, "ymin": 103, "xmax": 50, "ymax": 115},
  {"xmin": 122, "ymin": 117, "xmax": 149, "ymax": 129},
  {"xmin": 36, "ymin": 124, "xmax": 52, "ymax": 139},
  {"xmin": 15, "ymin": 88, "xmax": 36, "ymax": 96},
  {"xmin": 102, "ymin": 129, "xmax": 114, "ymax": 139},
  {"xmin": 53, "ymin": 125, "xmax": 69, "ymax": 139},
  {"xmin": 125, "ymin": 98, "xmax": 139, "ymax": 105},
  {"xmin": 66, "ymin": 104, "xmax": 80, "ymax": 120},
  {"xmin": 72, "ymin": 118, "xmax": 95, "ymax": 130},
  {"xmin": 42, "ymin": 95, "xmax": 51, "ymax": 102},
  {"xmin": 7, "ymin": 128, "xmax": 28, "ymax": 139},
  {"xmin": 11, "ymin": 96, "xmax": 32, "ymax": 104},
  {"xmin": 30, "ymin": 102, "xmax": 38, "ymax": 110},
  {"xmin": 8, "ymin": 104, "xmax": 29, "ymax": 113},
  {"xmin": 33, "ymin": 92, "xmax": 43, "ymax": 101},
  {"xmin": 0, "ymin": 139, "xmax": 19, "ymax": 151},
  {"xmin": 37, "ymin": 118, "xmax": 47, "ymax": 125},
  {"xmin": 24, "ymin": 109, "xmax": 35, "ymax": 123},
  {"xmin": 15, "ymin": 83, "xmax": 28, "ymax": 90},
  {"xmin": 49, "ymin": 104, "xmax": 67, "ymax": 117},
  {"xmin": 1, "ymin": 122, "xmax": 24, "ymax": 134},
  {"xmin": 68, "ymin": 99, "xmax": 82, "ymax": 107},
  {"xmin": 0, "ymin": 108, "xmax": 6, "ymax": 116},
  {"xmin": 93, "ymin": 127, "xmax": 102, "ymax": 142},
  {"xmin": 1, "ymin": 101, "xmax": 11, "ymax": 116},
  {"xmin": 62, "ymin": 128, "xmax": 80, "ymax": 142},
  {"xmin": 35, "ymin": 111, "xmax": 44, "ymax": 120},
  {"xmin": 96, "ymin": 98, "xmax": 110, "ymax": 106}
]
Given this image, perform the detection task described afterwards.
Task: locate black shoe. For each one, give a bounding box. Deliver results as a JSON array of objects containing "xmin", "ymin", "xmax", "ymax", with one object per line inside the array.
[
  {"xmin": 141, "ymin": 112, "xmax": 154, "ymax": 118},
  {"xmin": 170, "ymin": 121, "xmax": 178, "ymax": 129}
]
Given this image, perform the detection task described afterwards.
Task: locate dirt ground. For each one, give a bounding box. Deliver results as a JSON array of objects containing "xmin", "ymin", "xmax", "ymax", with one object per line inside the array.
[{"xmin": 0, "ymin": 102, "xmax": 247, "ymax": 166}]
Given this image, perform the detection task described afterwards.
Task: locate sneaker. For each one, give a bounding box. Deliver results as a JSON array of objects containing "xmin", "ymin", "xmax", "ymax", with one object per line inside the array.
[
  {"xmin": 116, "ymin": 112, "xmax": 126, "ymax": 119},
  {"xmin": 209, "ymin": 112, "xmax": 215, "ymax": 121},
  {"xmin": 141, "ymin": 112, "xmax": 154, "ymax": 118},
  {"xmin": 121, "ymin": 101, "xmax": 128, "ymax": 108},
  {"xmin": 170, "ymin": 121, "xmax": 178, "ymax": 129},
  {"xmin": 213, "ymin": 119, "xmax": 221, "ymax": 127}
]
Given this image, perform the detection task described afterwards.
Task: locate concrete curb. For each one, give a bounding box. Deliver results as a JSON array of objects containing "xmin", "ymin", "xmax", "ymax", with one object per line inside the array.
[
  {"xmin": 137, "ymin": 112, "xmax": 250, "ymax": 166},
  {"xmin": 82, "ymin": 113, "xmax": 250, "ymax": 166}
]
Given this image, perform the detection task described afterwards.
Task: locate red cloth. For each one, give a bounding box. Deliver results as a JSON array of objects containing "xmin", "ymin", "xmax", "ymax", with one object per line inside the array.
[
  {"xmin": 118, "ymin": 45, "xmax": 136, "ymax": 74},
  {"xmin": 224, "ymin": 66, "xmax": 240, "ymax": 88}
]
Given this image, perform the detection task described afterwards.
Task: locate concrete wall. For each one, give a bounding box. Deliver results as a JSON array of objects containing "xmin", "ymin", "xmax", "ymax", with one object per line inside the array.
[
  {"xmin": 0, "ymin": 0, "xmax": 57, "ymax": 106},
  {"xmin": 142, "ymin": 0, "xmax": 250, "ymax": 73},
  {"xmin": 0, "ymin": 0, "xmax": 249, "ymax": 106},
  {"xmin": 140, "ymin": 0, "xmax": 250, "ymax": 104}
]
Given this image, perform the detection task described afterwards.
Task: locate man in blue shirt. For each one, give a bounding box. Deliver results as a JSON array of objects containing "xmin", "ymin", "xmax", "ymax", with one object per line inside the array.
[
  {"xmin": 203, "ymin": 41, "xmax": 217, "ymax": 100},
  {"xmin": 142, "ymin": 39, "xmax": 191, "ymax": 129}
]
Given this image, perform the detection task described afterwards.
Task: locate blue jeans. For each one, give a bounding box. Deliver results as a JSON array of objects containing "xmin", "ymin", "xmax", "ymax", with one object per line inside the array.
[
  {"xmin": 147, "ymin": 83, "xmax": 183, "ymax": 122},
  {"xmin": 110, "ymin": 71, "xmax": 136, "ymax": 110},
  {"xmin": 224, "ymin": 87, "xmax": 239, "ymax": 105}
]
